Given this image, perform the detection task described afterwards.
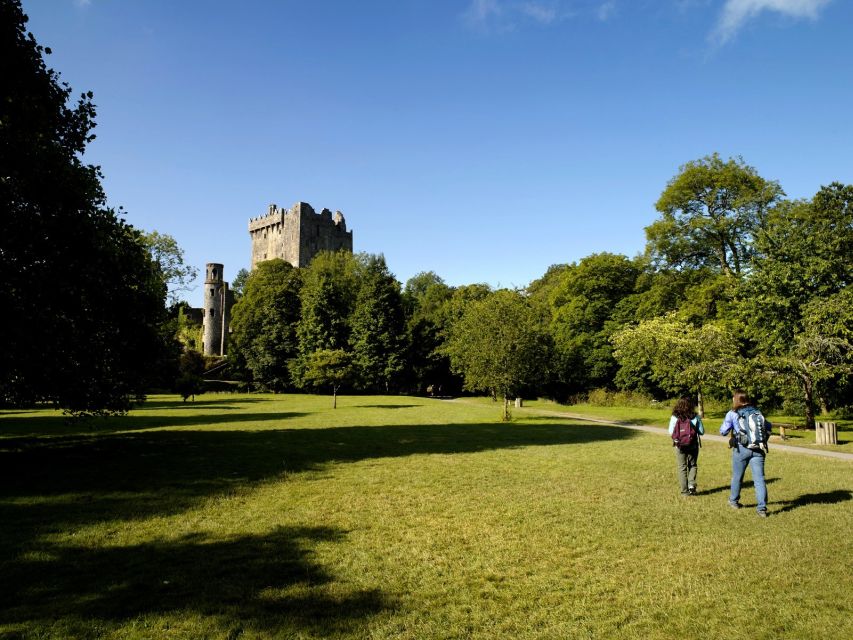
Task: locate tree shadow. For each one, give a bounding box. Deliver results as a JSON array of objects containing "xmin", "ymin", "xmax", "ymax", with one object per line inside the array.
[
  {"xmin": 772, "ymin": 489, "xmax": 852, "ymax": 514},
  {"xmin": 0, "ymin": 526, "xmax": 392, "ymax": 635},
  {"xmin": 0, "ymin": 417, "xmax": 633, "ymax": 634},
  {"xmin": 137, "ymin": 398, "xmax": 268, "ymax": 410},
  {"xmin": 0, "ymin": 420, "xmax": 635, "ymax": 543},
  {"xmin": 356, "ymin": 404, "xmax": 420, "ymax": 409},
  {"xmin": 0, "ymin": 411, "xmax": 308, "ymax": 438}
]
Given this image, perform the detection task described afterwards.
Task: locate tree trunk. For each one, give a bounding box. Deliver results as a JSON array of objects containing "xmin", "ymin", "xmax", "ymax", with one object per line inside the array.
[
  {"xmin": 799, "ymin": 372, "xmax": 816, "ymax": 429},
  {"xmin": 818, "ymin": 393, "xmax": 829, "ymax": 416},
  {"xmin": 697, "ymin": 388, "xmax": 705, "ymax": 419},
  {"xmin": 503, "ymin": 396, "xmax": 510, "ymax": 422},
  {"xmin": 333, "ymin": 385, "xmax": 338, "ymax": 409}
]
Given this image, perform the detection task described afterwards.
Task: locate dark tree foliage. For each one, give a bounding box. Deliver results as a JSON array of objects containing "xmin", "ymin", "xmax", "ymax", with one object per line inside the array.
[
  {"xmin": 548, "ymin": 253, "xmax": 642, "ymax": 394},
  {"xmin": 175, "ymin": 350, "xmax": 206, "ymax": 402},
  {"xmin": 349, "ymin": 255, "xmax": 407, "ymax": 392},
  {"xmin": 0, "ymin": 0, "xmax": 169, "ymax": 414},
  {"xmin": 228, "ymin": 260, "xmax": 303, "ymax": 391},
  {"xmin": 402, "ymin": 271, "xmax": 455, "ymax": 394}
]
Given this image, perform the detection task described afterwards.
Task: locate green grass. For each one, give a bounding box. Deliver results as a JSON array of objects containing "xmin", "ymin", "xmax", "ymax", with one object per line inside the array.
[{"xmin": 1, "ymin": 394, "xmax": 851, "ymax": 639}]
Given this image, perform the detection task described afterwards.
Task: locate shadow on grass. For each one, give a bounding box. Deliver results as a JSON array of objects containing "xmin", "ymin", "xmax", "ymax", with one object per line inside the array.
[
  {"xmin": 356, "ymin": 404, "xmax": 420, "ymax": 409},
  {"xmin": 0, "ymin": 421, "xmax": 635, "ymax": 535},
  {"xmin": 0, "ymin": 411, "xmax": 308, "ymax": 438},
  {"xmin": 0, "ymin": 418, "xmax": 632, "ymax": 633},
  {"xmin": 136, "ymin": 397, "xmax": 269, "ymax": 410},
  {"xmin": 0, "ymin": 525, "xmax": 391, "ymax": 636},
  {"xmin": 696, "ymin": 477, "xmax": 780, "ymax": 497},
  {"xmin": 772, "ymin": 489, "xmax": 852, "ymax": 514}
]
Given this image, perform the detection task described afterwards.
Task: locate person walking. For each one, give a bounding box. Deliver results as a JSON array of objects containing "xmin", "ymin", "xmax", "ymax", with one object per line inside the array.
[
  {"xmin": 719, "ymin": 390, "xmax": 772, "ymax": 517},
  {"xmin": 669, "ymin": 396, "xmax": 704, "ymax": 497}
]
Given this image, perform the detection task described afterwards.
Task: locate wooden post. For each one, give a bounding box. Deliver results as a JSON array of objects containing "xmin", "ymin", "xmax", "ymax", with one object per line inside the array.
[
  {"xmin": 515, "ymin": 397, "xmax": 523, "ymax": 408},
  {"xmin": 816, "ymin": 422, "xmax": 838, "ymax": 445},
  {"xmin": 778, "ymin": 424, "xmax": 786, "ymax": 440}
]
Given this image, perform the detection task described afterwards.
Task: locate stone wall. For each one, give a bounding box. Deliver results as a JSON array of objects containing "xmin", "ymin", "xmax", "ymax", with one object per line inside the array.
[
  {"xmin": 201, "ymin": 263, "xmax": 227, "ymax": 356},
  {"xmin": 248, "ymin": 201, "xmax": 352, "ymax": 269}
]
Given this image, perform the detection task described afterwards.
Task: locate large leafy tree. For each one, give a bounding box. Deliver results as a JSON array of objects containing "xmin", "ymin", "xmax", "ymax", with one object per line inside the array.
[
  {"xmin": 291, "ymin": 251, "xmax": 360, "ymax": 387},
  {"xmin": 228, "ymin": 259, "xmax": 303, "ymax": 391},
  {"xmin": 548, "ymin": 253, "xmax": 642, "ymax": 393},
  {"xmin": 612, "ymin": 314, "xmax": 738, "ymax": 416},
  {"xmin": 741, "ymin": 184, "xmax": 853, "ymax": 425},
  {"xmin": 302, "ymin": 349, "xmax": 354, "ymax": 408},
  {"xmin": 349, "ymin": 254, "xmax": 407, "ymax": 392},
  {"xmin": 1, "ymin": 0, "xmax": 169, "ymax": 414},
  {"xmin": 443, "ymin": 289, "xmax": 552, "ymax": 420},
  {"xmin": 647, "ymin": 153, "xmax": 783, "ymax": 277},
  {"xmin": 402, "ymin": 271, "xmax": 454, "ymax": 394}
]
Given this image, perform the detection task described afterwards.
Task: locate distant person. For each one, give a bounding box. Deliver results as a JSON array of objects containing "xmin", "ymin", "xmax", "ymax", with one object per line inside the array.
[
  {"xmin": 719, "ymin": 390, "xmax": 772, "ymax": 517},
  {"xmin": 669, "ymin": 396, "xmax": 704, "ymax": 496}
]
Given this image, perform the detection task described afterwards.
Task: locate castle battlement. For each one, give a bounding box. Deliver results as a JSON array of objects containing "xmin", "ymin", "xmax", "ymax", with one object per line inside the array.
[{"xmin": 248, "ymin": 200, "xmax": 353, "ymax": 269}]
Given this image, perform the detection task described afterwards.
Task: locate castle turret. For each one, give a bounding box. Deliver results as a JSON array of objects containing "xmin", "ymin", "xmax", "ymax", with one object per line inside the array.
[{"xmin": 202, "ymin": 263, "xmax": 227, "ymax": 356}]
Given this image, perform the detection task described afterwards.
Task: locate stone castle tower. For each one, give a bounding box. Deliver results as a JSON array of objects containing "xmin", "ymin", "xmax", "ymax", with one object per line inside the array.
[
  {"xmin": 248, "ymin": 201, "xmax": 353, "ymax": 269},
  {"xmin": 201, "ymin": 263, "xmax": 233, "ymax": 356}
]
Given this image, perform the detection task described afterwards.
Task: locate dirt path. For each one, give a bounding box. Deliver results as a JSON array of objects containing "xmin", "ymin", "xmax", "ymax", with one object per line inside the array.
[
  {"xmin": 447, "ymin": 399, "xmax": 853, "ymax": 461},
  {"xmin": 524, "ymin": 407, "xmax": 853, "ymax": 461}
]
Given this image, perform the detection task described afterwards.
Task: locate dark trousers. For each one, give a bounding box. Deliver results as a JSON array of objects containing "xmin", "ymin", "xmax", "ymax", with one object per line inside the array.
[{"xmin": 674, "ymin": 445, "xmax": 699, "ymax": 494}]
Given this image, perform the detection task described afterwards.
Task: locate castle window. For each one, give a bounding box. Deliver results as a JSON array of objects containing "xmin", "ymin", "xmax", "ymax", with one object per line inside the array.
[
  {"xmin": 212, "ymin": 269, "xmax": 217, "ymax": 278},
  {"xmin": 210, "ymin": 309, "xmax": 215, "ymax": 317},
  {"xmin": 210, "ymin": 288, "xmax": 214, "ymax": 297}
]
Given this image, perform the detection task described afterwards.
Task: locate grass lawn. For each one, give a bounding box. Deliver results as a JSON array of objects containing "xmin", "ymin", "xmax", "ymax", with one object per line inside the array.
[{"xmin": 1, "ymin": 394, "xmax": 851, "ymax": 639}]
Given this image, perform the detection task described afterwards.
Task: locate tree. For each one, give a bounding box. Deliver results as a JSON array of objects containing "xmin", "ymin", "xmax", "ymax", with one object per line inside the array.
[
  {"xmin": 547, "ymin": 253, "xmax": 641, "ymax": 394},
  {"xmin": 402, "ymin": 271, "xmax": 451, "ymax": 319},
  {"xmin": 349, "ymin": 255, "xmax": 407, "ymax": 392},
  {"xmin": 740, "ymin": 184, "xmax": 853, "ymax": 425},
  {"xmin": 175, "ymin": 304, "xmax": 203, "ymax": 352},
  {"xmin": 647, "ymin": 154, "xmax": 783, "ymax": 277},
  {"xmin": 302, "ymin": 349, "xmax": 354, "ymax": 408},
  {"xmin": 228, "ymin": 259, "xmax": 302, "ymax": 391},
  {"xmin": 612, "ymin": 314, "xmax": 738, "ymax": 416},
  {"xmin": 443, "ymin": 290, "xmax": 552, "ymax": 420},
  {"xmin": 402, "ymin": 272, "xmax": 454, "ymax": 394},
  {"xmin": 175, "ymin": 350, "xmax": 206, "ymax": 402},
  {"xmin": 140, "ymin": 230, "xmax": 198, "ymax": 305},
  {"xmin": 0, "ymin": 0, "xmax": 170, "ymax": 415},
  {"xmin": 231, "ymin": 268, "xmax": 250, "ymax": 301},
  {"xmin": 292, "ymin": 251, "xmax": 360, "ymax": 386}
]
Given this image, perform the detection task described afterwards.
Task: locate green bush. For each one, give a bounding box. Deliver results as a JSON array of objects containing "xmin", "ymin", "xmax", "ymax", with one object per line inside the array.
[{"xmin": 584, "ymin": 388, "xmax": 659, "ymax": 408}]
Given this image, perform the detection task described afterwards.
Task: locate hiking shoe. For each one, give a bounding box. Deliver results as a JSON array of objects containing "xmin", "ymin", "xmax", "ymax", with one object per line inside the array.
[
  {"xmin": 757, "ymin": 510, "xmax": 769, "ymax": 518},
  {"xmin": 728, "ymin": 502, "xmax": 743, "ymax": 510},
  {"xmin": 688, "ymin": 486, "xmax": 697, "ymax": 496}
]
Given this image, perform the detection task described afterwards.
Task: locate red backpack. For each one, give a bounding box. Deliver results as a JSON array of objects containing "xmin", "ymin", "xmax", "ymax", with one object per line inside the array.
[{"xmin": 672, "ymin": 417, "xmax": 697, "ymax": 448}]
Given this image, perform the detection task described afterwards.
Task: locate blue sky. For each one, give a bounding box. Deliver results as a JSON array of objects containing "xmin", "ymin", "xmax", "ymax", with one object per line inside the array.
[{"xmin": 22, "ymin": 0, "xmax": 853, "ymax": 301}]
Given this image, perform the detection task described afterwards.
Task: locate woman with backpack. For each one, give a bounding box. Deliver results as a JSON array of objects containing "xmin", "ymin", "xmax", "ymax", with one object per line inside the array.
[
  {"xmin": 669, "ymin": 396, "xmax": 704, "ymax": 496},
  {"xmin": 719, "ymin": 390, "xmax": 771, "ymax": 517}
]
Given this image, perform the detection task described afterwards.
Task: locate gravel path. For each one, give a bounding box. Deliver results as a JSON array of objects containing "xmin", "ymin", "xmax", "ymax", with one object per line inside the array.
[{"xmin": 522, "ymin": 406, "xmax": 853, "ymax": 461}]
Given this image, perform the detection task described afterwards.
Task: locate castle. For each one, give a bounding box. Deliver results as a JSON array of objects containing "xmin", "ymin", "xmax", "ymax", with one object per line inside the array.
[
  {"xmin": 249, "ymin": 201, "xmax": 352, "ymax": 269},
  {"xmin": 197, "ymin": 201, "xmax": 354, "ymax": 356}
]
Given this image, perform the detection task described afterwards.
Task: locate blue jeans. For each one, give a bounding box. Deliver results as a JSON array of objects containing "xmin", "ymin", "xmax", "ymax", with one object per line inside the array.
[{"xmin": 729, "ymin": 445, "xmax": 767, "ymax": 512}]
